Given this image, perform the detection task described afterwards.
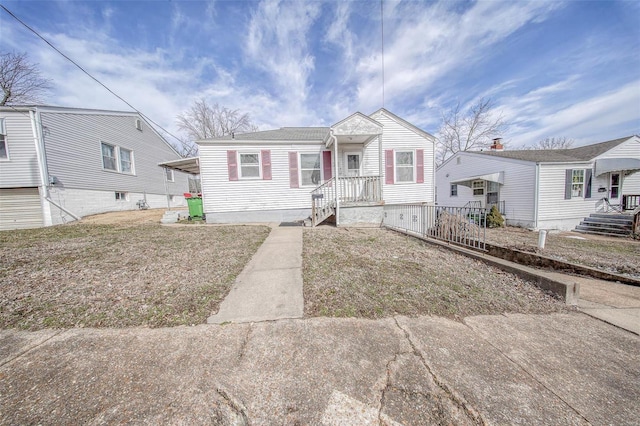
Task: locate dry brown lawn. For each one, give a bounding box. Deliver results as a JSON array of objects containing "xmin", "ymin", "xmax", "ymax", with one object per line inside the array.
[
  {"xmin": 0, "ymin": 218, "xmax": 270, "ymax": 330},
  {"xmin": 303, "ymin": 227, "xmax": 567, "ymax": 319},
  {"xmin": 484, "ymin": 227, "xmax": 640, "ymax": 278}
]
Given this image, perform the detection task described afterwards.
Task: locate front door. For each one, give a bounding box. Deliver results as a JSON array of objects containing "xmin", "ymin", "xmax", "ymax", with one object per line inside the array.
[
  {"xmin": 486, "ymin": 181, "xmax": 500, "ymax": 209},
  {"xmin": 345, "ymin": 152, "xmax": 362, "ymax": 177},
  {"xmin": 610, "ymin": 172, "xmax": 621, "ymax": 202},
  {"xmin": 343, "ymin": 152, "xmax": 363, "ymax": 201}
]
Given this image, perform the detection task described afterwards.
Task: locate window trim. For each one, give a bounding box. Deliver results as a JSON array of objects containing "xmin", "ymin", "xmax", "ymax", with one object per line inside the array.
[
  {"xmin": 571, "ymin": 169, "xmax": 585, "ymax": 198},
  {"xmin": 0, "ymin": 118, "xmax": 8, "ymax": 161},
  {"xmin": 165, "ymin": 168, "xmax": 175, "ymax": 182},
  {"xmin": 238, "ymin": 151, "xmax": 262, "ymax": 180},
  {"xmin": 472, "ymin": 180, "xmax": 484, "ymax": 196},
  {"xmin": 299, "ymin": 152, "xmax": 322, "ymax": 187},
  {"xmin": 394, "ymin": 150, "xmax": 415, "ymax": 183},
  {"xmin": 101, "ymin": 141, "xmax": 135, "ymax": 175}
]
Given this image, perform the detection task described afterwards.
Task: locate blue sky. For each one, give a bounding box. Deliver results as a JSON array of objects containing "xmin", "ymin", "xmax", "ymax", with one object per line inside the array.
[{"xmin": 1, "ymin": 0, "xmax": 639, "ymax": 148}]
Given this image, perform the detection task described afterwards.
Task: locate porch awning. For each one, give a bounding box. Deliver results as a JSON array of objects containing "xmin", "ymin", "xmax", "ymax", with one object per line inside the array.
[
  {"xmin": 594, "ymin": 158, "xmax": 640, "ymax": 176},
  {"xmin": 450, "ymin": 172, "xmax": 504, "ymax": 187},
  {"xmin": 158, "ymin": 157, "xmax": 200, "ymax": 175}
]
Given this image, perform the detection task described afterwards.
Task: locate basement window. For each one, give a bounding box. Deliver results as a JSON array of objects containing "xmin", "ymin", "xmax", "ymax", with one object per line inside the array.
[{"xmin": 115, "ymin": 191, "xmax": 128, "ymax": 201}]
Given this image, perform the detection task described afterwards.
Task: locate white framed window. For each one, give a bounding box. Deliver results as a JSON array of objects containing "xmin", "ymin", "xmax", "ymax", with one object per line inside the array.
[
  {"xmin": 115, "ymin": 191, "xmax": 128, "ymax": 201},
  {"xmin": 0, "ymin": 118, "xmax": 8, "ymax": 160},
  {"xmin": 472, "ymin": 180, "xmax": 484, "ymax": 196},
  {"xmin": 450, "ymin": 184, "xmax": 458, "ymax": 197},
  {"xmin": 300, "ymin": 153, "xmax": 321, "ymax": 186},
  {"xmin": 239, "ymin": 152, "xmax": 261, "ymax": 179},
  {"xmin": 120, "ymin": 148, "xmax": 133, "ymax": 174},
  {"xmin": 101, "ymin": 142, "xmax": 117, "ymax": 171},
  {"xmin": 102, "ymin": 142, "xmax": 134, "ymax": 174},
  {"xmin": 572, "ymin": 169, "xmax": 584, "ymax": 197},
  {"xmin": 395, "ymin": 151, "xmax": 414, "ymax": 183},
  {"xmin": 165, "ymin": 168, "xmax": 174, "ymax": 182}
]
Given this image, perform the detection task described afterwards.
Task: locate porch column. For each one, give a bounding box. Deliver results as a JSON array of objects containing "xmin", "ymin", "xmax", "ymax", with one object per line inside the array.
[
  {"xmin": 378, "ymin": 134, "xmax": 383, "ymax": 201},
  {"xmin": 332, "ymin": 131, "xmax": 340, "ymax": 227}
]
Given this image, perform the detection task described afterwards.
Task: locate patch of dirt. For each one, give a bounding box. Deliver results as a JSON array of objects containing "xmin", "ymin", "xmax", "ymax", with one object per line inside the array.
[
  {"xmin": 0, "ymin": 222, "xmax": 270, "ymax": 330},
  {"xmin": 485, "ymin": 227, "xmax": 640, "ymax": 278},
  {"xmin": 303, "ymin": 227, "xmax": 567, "ymax": 320},
  {"xmin": 79, "ymin": 208, "xmax": 181, "ymax": 225}
]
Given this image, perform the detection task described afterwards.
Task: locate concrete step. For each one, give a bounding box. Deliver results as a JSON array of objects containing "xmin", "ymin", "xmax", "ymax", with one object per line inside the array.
[
  {"xmin": 574, "ymin": 226, "xmax": 631, "ymax": 237},
  {"xmin": 579, "ymin": 221, "xmax": 632, "ymax": 230},
  {"xmin": 160, "ymin": 210, "xmax": 185, "ymax": 224},
  {"xmin": 589, "ymin": 213, "xmax": 632, "ymax": 220},
  {"xmin": 574, "ymin": 229, "xmax": 632, "ymax": 238},
  {"xmin": 582, "ymin": 217, "xmax": 633, "ymax": 225}
]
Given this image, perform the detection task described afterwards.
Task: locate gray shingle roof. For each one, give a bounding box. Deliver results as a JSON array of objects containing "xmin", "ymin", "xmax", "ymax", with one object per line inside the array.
[
  {"xmin": 203, "ymin": 127, "xmax": 330, "ymax": 142},
  {"xmin": 476, "ymin": 136, "xmax": 634, "ymax": 162}
]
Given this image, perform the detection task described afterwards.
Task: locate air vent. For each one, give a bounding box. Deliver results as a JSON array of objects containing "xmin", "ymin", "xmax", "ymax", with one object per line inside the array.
[{"xmin": 135, "ymin": 118, "xmax": 142, "ymax": 131}]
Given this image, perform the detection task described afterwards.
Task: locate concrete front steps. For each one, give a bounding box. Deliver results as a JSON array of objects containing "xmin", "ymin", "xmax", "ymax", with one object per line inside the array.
[{"xmin": 575, "ymin": 213, "xmax": 633, "ymax": 237}]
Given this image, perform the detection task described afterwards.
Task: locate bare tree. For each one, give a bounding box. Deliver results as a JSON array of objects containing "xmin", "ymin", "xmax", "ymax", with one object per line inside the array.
[
  {"xmin": 530, "ymin": 137, "xmax": 574, "ymax": 150},
  {"xmin": 175, "ymin": 99, "xmax": 258, "ymax": 157},
  {"xmin": 437, "ymin": 98, "xmax": 507, "ymax": 164},
  {"xmin": 0, "ymin": 51, "xmax": 52, "ymax": 106}
]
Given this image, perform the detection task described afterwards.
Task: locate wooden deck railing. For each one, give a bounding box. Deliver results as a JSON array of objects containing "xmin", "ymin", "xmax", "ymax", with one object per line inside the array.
[
  {"xmin": 338, "ymin": 176, "xmax": 382, "ymax": 204},
  {"xmin": 310, "ymin": 178, "xmax": 336, "ymax": 227},
  {"xmin": 622, "ymin": 194, "xmax": 640, "ymax": 211}
]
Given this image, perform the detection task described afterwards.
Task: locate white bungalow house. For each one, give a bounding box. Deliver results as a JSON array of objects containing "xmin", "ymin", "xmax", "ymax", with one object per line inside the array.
[
  {"xmin": 436, "ymin": 136, "xmax": 640, "ymax": 231},
  {"xmin": 191, "ymin": 109, "xmax": 436, "ymax": 226},
  {"xmin": 0, "ymin": 105, "xmax": 189, "ymax": 230}
]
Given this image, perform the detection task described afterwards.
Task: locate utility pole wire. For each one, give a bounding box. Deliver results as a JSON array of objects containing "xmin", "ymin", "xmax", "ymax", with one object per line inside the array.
[
  {"xmin": 381, "ymin": 0, "xmax": 385, "ymax": 109},
  {"xmin": 0, "ymin": 4, "xmax": 183, "ymax": 144}
]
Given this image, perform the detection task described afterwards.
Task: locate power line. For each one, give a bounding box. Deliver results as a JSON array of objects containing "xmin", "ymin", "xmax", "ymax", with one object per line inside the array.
[
  {"xmin": 381, "ymin": 0, "xmax": 385, "ymax": 109},
  {"xmin": 0, "ymin": 4, "xmax": 184, "ymax": 144}
]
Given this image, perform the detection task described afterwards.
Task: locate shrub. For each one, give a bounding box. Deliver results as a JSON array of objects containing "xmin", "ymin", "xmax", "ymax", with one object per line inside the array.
[{"xmin": 486, "ymin": 205, "xmax": 505, "ymax": 228}]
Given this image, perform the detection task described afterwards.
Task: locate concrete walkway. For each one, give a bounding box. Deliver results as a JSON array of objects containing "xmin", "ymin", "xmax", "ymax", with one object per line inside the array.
[
  {"xmin": 568, "ymin": 274, "xmax": 640, "ymax": 335},
  {"xmin": 2, "ymin": 313, "xmax": 638, "ymax": 425},
  {"xmin": 207, "ymin": 224, "xmax": 303, "ymax": 324}
]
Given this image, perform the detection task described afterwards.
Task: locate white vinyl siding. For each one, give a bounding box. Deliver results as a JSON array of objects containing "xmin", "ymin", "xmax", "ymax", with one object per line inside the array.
[
  {"xmin": 0, "ymin": 188, "xmax": 43, "ymax": 230},
  {"xmin": 436, "ymin": 152, "xmax": 536, "ymax": 226},
  {"xmin": 0, "ymin": 111, "xmax": 40, "ymax": 187},
  {"xmin": 538, "ymin": 163, "xmax": 597, "ymax": 224},
  {"xmin": 39, "ymin": 110, "xmax": 187, "ymax": 195},
  {"xmin": 200, "ymin": 143, "xmax": 323, "ymax": 214},
  {"xmin": 370, "ymin": 111, "xmax": 434, "ymax": 204}
]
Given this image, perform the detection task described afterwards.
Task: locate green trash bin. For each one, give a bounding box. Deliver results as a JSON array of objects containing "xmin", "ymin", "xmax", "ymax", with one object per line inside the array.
[{"xmin": 186, "ymin": 197, "xmax": 203, "ymax": 220}]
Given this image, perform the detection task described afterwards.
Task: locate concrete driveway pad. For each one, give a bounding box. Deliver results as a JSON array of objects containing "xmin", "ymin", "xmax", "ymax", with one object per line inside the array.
[{"xmin": 1, "ymin": 313, "xmax": 638, "ymax": 425}]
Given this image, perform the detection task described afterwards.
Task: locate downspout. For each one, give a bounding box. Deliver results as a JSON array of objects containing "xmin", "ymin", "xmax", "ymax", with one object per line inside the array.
[
  {"xmin": 30, "ymin": 110, "xmax": 81, "ymax": 222},
  {"xmin": 533, "ymin": 162, "xmax": 540, "ymax": 229},
  {"xmin": 331, "ymin": 130, "xmax": 339, "ymax": 227}
]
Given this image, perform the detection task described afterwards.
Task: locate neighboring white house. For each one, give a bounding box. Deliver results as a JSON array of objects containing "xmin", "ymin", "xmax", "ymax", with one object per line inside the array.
[
  {"xmin": 436, "ymin": 136, "xmax": 640, "ymax": 230},
  {"xmin": 0, "ymin": 105, "xmax": 190, "ymax": 230},
  {"xmin": 194, "ymin": 109, "xmax": 436, "ymax": 226}
]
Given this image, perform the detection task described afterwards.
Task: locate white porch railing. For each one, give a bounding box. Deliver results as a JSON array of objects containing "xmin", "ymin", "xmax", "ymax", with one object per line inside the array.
[
  {"xmin": 338, "ymin": 176, "xmax": 382, "ymax": 204},
  {"xmin": 311, "ymin": 178, "xmax": 336, "ymax": 227}
]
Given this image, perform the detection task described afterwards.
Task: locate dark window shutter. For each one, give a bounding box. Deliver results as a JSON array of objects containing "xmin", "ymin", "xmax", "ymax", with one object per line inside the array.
[
  {"xmin": 416, "ymin": 149, "xmax": 424, "ymax": 183},
  {"xmin": 227, "ymin": 150, "xmax": 238, "ymax": 181},
  {"xmin": 322, "ymin": 151, "xmax": 333, "ymax": 181},
  {"xmin": 385, "ymin": 150, "xmax": 394, "ymax": 184},
  {"xmin": 289, "ymin": 152, "xmax": 299, "ymax": 188},
  {"xmin": 564, "ymin": 169, "xmax": 572, "ymax": 199},
  {"xmin": 585, "ymin": 169, "xmax": 592, "ymax": 198},
  {"xmin": 261, "ymin": 150, "xmax": 272, "ymax": 180}
]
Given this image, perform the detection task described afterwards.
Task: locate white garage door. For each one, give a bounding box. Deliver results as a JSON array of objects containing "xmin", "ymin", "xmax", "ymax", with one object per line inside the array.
[{"xmin": 0, "ymin": 188, "xmax": 44, "ymax": 231}]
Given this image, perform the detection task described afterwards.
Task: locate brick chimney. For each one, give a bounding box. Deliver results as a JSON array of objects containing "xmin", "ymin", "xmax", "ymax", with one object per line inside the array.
[{"xmin": 490, "ymin": 138, "xmax": 504, "ymax": 151}]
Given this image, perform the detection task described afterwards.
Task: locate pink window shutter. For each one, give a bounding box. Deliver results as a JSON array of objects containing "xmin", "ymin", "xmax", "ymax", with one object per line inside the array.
[
  {"xmin": 416, "ymin": 149, "xmax": 424, "ymax": 183},
  {"xmin": 261, "ymin": 150, "xmax": 272, "ymax": 180},
  {"xmin": 322, "ymin": 151, "xmax": 333, "ymax": 180},
  {"xmin": 289, "ymin": 152, "xmax": 299, "ymax": 188},
  {"xmin": 385, "ymin": 150, "xmax": 394, "ymax": 184},
  {"xmin": 227, "ymin": 150, "xmax": 238, "ymax": 181}
]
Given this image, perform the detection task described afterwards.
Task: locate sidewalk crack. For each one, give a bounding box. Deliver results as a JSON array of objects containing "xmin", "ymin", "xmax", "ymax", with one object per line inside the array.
[
  {"xmin": 0, "ymin": 329, "xmax": 68, "ymax": 368},
  {"xmin": 393, "ymin": 317, "xmax": 485, "ymax": 425}
]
